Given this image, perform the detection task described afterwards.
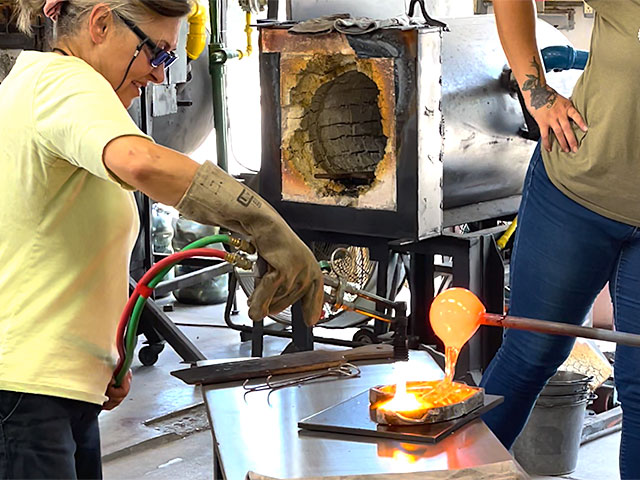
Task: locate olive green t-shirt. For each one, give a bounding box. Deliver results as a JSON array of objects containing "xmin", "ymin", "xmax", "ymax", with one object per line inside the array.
[{"xmin": 542, "ymin": 0, "xmax": 640, "ymax": 226}]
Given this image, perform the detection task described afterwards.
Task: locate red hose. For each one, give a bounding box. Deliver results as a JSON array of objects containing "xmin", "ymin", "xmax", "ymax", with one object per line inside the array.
[{"xmin": 114, "ymin": 248, "xmax": 227, "ymax": 375}]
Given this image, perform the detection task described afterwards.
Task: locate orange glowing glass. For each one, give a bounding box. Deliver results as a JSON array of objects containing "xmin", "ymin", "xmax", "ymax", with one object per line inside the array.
[
  {"xmin": 372, "ymin": 288, "xmax": 487, "ymax": 424},
  {"xmin": 373, "ymin": 380, "xmax": 481, "ymax": 424},
  {"xmin": 429, "ymin": 287, "xmax": 486, "ymax": 350}
]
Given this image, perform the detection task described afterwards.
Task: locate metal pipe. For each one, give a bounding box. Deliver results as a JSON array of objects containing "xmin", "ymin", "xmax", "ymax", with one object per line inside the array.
[
  {"xmin": 187, "ymin": 1, "xmax": 208, "ymax": 60},
  {"xmin": 482, "ymin": 313, "xmax": 640, "ymax": 348},
  {"xmin": 322, "ymin": 275, "xmax": 402, "ymax": 309},
  {"xmin": 323, "ymin": 293, "xmax": 394, "ymax": 323},
  {"xmin": 209, "ymin": 0, "xmax": 229, "ymax": 172},
  {"xmin": 541, "ymin": 45, "xmax": 589, "ymax": 73}
]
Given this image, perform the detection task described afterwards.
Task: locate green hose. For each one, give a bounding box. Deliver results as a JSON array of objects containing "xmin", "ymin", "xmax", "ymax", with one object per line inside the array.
[{"xmin": 117, "ymin": 234, "xmax": 231, "ymax": 386}]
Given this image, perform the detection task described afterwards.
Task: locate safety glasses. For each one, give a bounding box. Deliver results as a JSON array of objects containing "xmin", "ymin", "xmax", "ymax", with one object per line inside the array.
[{"xmin": 116, "ymin": 13, "xmax": 177, "ymax": 70}]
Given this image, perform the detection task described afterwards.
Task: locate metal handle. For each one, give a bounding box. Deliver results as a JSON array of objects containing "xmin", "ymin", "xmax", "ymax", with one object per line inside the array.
[
  {"xmin": 483, "ymin": 313, "xmax": 640, "ymax": 348},
  {"xmin": 408, "ymin": 0, "xmax": 449, "ymax": 30}
]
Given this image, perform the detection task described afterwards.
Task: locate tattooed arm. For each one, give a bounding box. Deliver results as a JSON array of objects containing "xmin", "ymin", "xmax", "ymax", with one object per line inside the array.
[{"xmin": 493, "ymin": 0, "xmax": 587, "ymax": 153}]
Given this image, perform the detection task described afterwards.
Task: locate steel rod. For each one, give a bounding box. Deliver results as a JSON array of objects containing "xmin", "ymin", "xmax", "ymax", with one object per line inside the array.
[
  {"xmin": 323, "ymin": 275, "xmax": 401, "ymax": 309},
  {"xmin": 323, "ymin": 293, "xmax": 394, "ymax": 323},
  {"xmin": 482, "ymin": 313, "xmax": 640, "ymax": 347}
]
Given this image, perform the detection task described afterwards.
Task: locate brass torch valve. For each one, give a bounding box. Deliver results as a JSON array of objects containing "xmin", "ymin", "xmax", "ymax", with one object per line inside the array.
[
  {"xmin": 224, "ymin": 252, "xmax": 254, "ymax": 270},
  {"xmin": 227, "ymin": 236, "xmax": 256, "ymax": 255}
]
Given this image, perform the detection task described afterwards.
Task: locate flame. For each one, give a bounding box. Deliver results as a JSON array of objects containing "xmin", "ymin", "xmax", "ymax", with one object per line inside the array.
[
  {"xmin": 376, "ymin": 380, "xmax": 478, "ymax": 416},
  {"xmin": 391, "ymin": 449, "xmax": 418, "ymax": 464},
  {"xmin": 378, "ymin": 380, "xmax": 423, "ymax": 413},
  {"xmin": 378, "ymin": 362, "xmax": 424, "ymax": 413}
]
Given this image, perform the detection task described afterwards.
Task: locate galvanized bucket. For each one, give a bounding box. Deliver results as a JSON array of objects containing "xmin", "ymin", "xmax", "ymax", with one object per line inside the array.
[{"xmin": 513, "ymin": 371, "xmax": 593, "ymax": 476}]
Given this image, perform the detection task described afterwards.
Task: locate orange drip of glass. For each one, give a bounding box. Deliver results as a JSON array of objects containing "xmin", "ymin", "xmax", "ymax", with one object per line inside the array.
[{"xmin": 378, "ymin": 288, "xmax": 486, "ymax": 417}]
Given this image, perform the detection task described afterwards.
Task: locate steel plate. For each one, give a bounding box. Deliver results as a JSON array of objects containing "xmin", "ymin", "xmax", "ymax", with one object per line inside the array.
[{"xmin": 298, "ymin": 390, "xmax": 503, "ymax": 444}]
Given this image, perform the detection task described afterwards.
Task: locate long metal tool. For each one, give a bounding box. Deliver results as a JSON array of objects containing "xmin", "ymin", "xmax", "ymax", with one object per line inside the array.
[{"xmin": 482, "ymin": 313, "xmax": 640, "ymax": 347}]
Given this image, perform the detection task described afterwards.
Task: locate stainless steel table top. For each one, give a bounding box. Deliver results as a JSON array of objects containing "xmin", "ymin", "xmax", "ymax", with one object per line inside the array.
[{"xmin": 202, "ymin": 351, "xmax": 513, "ymax": 480}]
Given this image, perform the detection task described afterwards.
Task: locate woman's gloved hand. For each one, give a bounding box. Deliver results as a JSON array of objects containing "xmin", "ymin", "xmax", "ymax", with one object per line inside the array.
[{"xmin": 176, "ymin": 161, "xmax": 324, "ymax": 326}]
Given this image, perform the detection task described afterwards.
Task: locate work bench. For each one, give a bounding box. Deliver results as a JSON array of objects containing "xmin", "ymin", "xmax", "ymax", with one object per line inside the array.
[{"xmin": 200, "ymin": 351, "xmax": 521, "ymax": 479}]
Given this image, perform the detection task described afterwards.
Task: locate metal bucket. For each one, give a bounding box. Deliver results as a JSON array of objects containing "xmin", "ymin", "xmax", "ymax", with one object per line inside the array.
[
  {"xmin": 512, "ymin": 371, "xmax": 592, "ymax": 476},
  {"xmin": 541, "ymin": 371, "xmax": 591, "ymax": 396}
]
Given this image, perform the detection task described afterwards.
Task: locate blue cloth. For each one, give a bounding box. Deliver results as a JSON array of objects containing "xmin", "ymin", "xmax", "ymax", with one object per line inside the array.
[
  {"xmin": 0, "ymin": 391, "xmax": 102, "ymax": 479},
  {"xmin": 480, "ymin": 143, "xmax": 640, "ymax": 479}
]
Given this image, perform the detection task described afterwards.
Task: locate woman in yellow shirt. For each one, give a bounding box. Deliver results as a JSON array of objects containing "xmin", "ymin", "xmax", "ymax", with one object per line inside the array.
[{"xmin": 0, "ymin": 1, "xmax": 324, "ymax": 477}]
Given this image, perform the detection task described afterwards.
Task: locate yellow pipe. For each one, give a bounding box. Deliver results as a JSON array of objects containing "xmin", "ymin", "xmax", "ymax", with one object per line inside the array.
[
  {"xmin": 186, "ymin": 1, "xmax": 208, "ymax": 60},
  {"xmin": 237, "ymin": 12, "xmax": 253, "ymax": 59},
  {"xmin": 497, "ymin": 216, "xmax": 518, "ymax": 250}
]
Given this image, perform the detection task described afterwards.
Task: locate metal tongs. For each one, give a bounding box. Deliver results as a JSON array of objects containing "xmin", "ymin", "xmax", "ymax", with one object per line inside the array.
[{"xmin": 242, "ymin": 363, "xmax": 361, "ymax": 399}]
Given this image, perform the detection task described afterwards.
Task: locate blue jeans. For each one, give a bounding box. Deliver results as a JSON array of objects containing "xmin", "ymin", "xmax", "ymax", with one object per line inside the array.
[
  {"xmin": 0, "ymin": 391, "xmax": 102, "ymax": 479},
  {"xmin": 480, "ymin": 144, "xmax": 640, "ymax": 479}
]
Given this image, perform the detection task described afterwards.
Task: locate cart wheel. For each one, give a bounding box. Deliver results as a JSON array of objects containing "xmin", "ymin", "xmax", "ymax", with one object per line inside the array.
[
  {"xmin": 352, "ymin": 328, "xmax": 379, "ymax": 344},
  {"xmin": 138, "ymin": 343, "xmax": 165, "ymax": 366}
]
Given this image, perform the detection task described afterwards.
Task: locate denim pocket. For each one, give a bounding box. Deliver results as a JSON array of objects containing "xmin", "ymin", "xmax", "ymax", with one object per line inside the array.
[{"xmin": 0, "ymin": 391, "xmax": 24, "ymax": 423}]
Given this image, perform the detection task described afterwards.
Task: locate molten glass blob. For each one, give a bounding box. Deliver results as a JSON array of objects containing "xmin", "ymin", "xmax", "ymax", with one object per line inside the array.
[
  {"xmin": 371, "ymin": 288, "xmax": 487, "ymax": 425},
  {"xmin": 429, "ymin": 287, "xmax": 486, "ymax": 351},
  {"xmin": 376, "ymin": 381, "xmax": 478, "ymax": 411},
  {"xmin": 372, "ymin": 381, "xmax": 482, "ymax": 425}
]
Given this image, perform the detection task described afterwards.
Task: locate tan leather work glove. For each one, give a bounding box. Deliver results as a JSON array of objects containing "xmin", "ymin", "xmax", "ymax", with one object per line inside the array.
[{"xmin": 176, "ymin": 161, "xmax": 324, "ymax": 326}]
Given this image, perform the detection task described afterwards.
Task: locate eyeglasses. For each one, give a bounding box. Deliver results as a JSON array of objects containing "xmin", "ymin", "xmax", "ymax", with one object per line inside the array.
[{"xmin": 116, "ymin": 13, "xmax": 177, "ymax": 70}]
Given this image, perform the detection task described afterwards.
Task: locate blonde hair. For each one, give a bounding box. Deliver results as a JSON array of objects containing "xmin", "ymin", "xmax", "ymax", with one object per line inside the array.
[{"xmin": 15, "ymin": 0, "xmax": 193, "ymax": 35}]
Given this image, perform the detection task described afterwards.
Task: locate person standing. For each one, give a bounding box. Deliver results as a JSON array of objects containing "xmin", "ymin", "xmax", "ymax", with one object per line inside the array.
[
  {"xmin": 480, "ymin": 1, "xmax": 640, "ymax": 478},
  {"xmin": 0, "ymin": 1, "xmax": 323, "ymax": 478}
]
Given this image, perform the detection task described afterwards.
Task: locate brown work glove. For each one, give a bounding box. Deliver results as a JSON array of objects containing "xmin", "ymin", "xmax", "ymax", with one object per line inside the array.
[{"xmin": 176, "ymin": 161, "xmax": 324, "ymax": 326}]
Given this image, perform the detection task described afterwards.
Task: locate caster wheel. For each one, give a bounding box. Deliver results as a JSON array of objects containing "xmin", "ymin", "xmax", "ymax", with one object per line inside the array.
[
  {"xmin": 138, "ymin": 343, "xmax": 165, "ymax": 366},
  {"xmin": 352, "ymin": 328, "xmax": 379, "ymax": 344}
]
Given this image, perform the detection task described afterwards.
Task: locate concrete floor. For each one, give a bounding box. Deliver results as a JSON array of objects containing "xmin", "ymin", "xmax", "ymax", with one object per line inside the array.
[{"xmin": 100, "ymin": 293, "xmax": 623, "ymax": 480}]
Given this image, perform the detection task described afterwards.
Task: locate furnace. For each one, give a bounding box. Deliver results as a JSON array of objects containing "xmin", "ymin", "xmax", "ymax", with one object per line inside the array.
[
  {"xmin": 259, "ymin": 17, "xmax": 579, "ymax": 240},
  {"xmin": 259, "ymin": 24, "xmax": 443, "ymax": 239}
]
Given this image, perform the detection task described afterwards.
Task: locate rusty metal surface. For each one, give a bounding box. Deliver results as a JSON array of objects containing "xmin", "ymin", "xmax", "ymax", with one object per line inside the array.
[
  {"xmin": 260, "ymin": 28, "xmax": 356, "ymax": 55},
  {"xmin": 202, "ymin": 351, "xmax": 513, "ymax": 479},
  {"xmin": 369, "ymin": 381, "xmax": 485, "ymax": 425},
  {"xmin": 279, "ymin": 51, "xmax": 397, "ymax": 210}
]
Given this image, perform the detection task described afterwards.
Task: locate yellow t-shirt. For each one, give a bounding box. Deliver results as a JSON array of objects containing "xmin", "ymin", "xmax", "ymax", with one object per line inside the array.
[
  {"xmin": 0, "ymin": 51, "xmax": 149, "ymax": 405},
  {"xmin": 542, "ymin": 0, "xmax": 640, "ymax": 225}
]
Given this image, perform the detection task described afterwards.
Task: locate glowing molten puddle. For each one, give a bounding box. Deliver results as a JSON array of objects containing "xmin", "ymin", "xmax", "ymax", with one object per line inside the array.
[
  {"xmin": 370, "ymin": 288, "xmax": 488, "ymax": 426},
  {"xmin": 370, "ymin": 380, "xmax": 483, "ymax": 425}
]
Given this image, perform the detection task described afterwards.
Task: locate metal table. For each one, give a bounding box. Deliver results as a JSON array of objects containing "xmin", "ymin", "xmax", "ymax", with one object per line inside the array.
[{"xmin": 201, "ymin": 351, "xmax": 514, "ymax": 480}]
